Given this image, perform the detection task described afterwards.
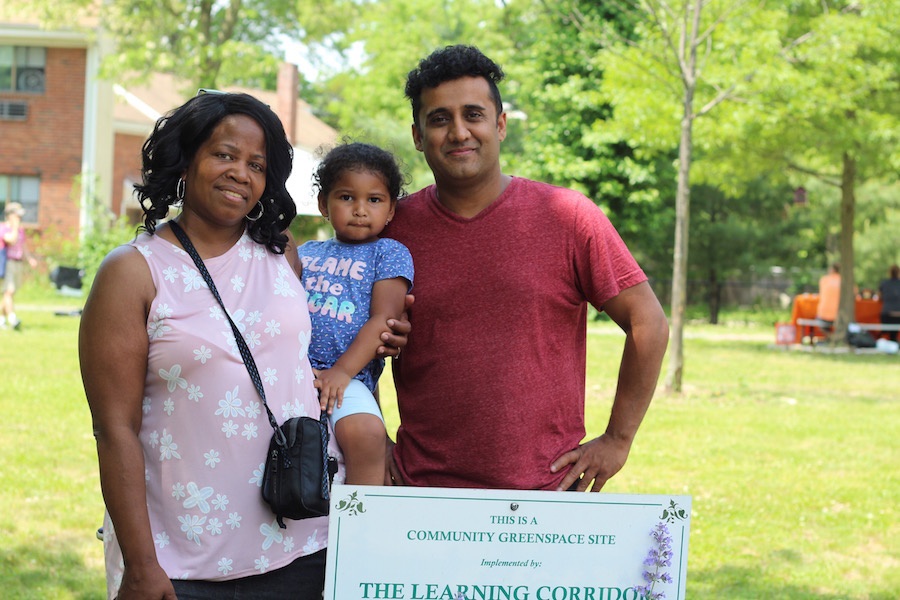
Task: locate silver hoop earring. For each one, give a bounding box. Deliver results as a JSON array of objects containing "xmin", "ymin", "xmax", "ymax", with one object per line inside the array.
[
  {"xmin": 245, "ymin": 200, "xmax": 264, "ymax": 222},
  {"xmin": 176, "ymin": 178, "xmax": 186, "ymax": 202}
]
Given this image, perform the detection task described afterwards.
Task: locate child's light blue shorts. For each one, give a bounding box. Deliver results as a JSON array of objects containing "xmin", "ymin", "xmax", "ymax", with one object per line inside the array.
[{"xmin": 330, "ymin": 378, "xmax": 385, "ymax": 425}]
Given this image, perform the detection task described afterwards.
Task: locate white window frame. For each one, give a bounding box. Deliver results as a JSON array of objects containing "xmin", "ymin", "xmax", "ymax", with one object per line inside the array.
[{"xmin": 0, "ymin": 175, "xmax": 41, "ymax": 223}]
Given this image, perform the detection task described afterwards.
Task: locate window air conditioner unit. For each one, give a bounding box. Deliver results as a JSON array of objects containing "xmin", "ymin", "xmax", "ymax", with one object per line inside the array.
[
  {"xmin": 17, "ymin": 68, "xmax": 45, "ymax": 92},
  {"xmin": 0, "ymin": 101, "xmax": 27, "ymax": 120}
]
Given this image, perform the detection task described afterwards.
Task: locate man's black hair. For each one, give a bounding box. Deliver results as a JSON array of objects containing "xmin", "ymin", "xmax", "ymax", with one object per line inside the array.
[{"xmin": 404, "ymin": 45, "xmax": 505, "ymax": 126}]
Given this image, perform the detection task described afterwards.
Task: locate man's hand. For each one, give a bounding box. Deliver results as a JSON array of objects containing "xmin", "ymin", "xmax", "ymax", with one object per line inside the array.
[
  {"xmin": 377, "ymin": 294, "xmax": 414, "ymax": 358},
  {"xmin": 384, "ymin": 437, "xmax": 405, "ymax": 486},
  {"xmin": 550, "ymin": 433, "xmax": 632, "ymax": 492}
]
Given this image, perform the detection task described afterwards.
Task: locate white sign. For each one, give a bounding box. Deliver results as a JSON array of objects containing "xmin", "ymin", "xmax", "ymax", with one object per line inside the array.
[{"xmin": 325, "ymin": 485, "xmax": 691, "ymax": 600}]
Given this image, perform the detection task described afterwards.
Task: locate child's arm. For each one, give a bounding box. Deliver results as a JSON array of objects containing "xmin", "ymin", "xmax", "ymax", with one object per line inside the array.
[{"xmin": 314, "ymin": 276, "xmax": 410, "ymax": 413}]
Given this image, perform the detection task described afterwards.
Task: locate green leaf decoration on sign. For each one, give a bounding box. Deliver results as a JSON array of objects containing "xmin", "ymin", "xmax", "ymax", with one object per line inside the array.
[
  {"xmin": 335, "ymin": 491, "xmax": 366, "ymax": 516},
  {"xmin": 660, "ymin": 499, "xmax": 689, "ymax": 523}
]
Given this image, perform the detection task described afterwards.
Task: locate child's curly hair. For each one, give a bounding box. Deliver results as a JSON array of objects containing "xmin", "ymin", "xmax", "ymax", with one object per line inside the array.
[{"xmin": 314, "ymin": 142, "xmax": 406, "ymax": 202}]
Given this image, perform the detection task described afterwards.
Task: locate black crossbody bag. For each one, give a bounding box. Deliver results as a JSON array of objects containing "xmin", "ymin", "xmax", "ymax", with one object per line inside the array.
[{"xmin": 169, "ymin": 221, "xmax": 335, "ymax": 528}]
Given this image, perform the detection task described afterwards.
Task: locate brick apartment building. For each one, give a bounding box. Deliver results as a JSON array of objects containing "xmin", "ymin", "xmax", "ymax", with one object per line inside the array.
[
  {"xmin": 0, "ymin": 18, "xmax": 336, "ymax": 251},
  {"xmin": 0, "ymin": 21, "xmax": 100, "ymax": 240}
]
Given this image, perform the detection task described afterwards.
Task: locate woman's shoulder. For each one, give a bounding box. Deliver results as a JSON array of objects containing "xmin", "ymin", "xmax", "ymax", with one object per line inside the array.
[
  {"xmin": 126, "ymin": 229, "xmax": 188, "ymax": 263},
  {"xmin": 99, "ymin": 238, "xmax": 154, "ymax": 272},
  {"xmin": 90, "ymin": 243, "xmax": 155, "ymax": 304}
]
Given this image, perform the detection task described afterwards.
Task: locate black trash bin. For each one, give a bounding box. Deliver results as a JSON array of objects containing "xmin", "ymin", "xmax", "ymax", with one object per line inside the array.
[{"xmin": 49, "ymin": 266, "xmax": 85, "ymax": 293}]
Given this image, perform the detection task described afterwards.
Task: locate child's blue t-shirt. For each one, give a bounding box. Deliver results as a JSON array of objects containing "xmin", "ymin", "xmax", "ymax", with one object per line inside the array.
[{"xmin": 298, "ymin": 237, "xmax": 414, "ymax": 392}]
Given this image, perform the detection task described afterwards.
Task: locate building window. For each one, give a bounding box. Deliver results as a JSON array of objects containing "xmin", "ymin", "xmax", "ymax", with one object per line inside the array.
[
  {"xmin": 0, "ymin": 46, "xmax": 46, "ymax": 93},
  {"xmin": 0, "ymin": 100, "xmax": 28, "ymax": 120},
  {"xmin": 0, "ymin": 175, "xmax": 40, "ymax": 223}
]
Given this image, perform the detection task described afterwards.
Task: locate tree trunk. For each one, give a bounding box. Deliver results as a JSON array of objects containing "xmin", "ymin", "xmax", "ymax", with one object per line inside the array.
[
  {"xmin": 833, "ymin": 151, "xmax": 856, "ymax": 342},
  {"xmin": 708, "ymin": 267, "xmax": 720, "ymax": 325},
  {"xmin": 664, "ymin": 99, "xmax": 694, "ymax": 393},
  {"xmin": 663, "ymin": 0, "xmax": 702, "ymax": 394}
]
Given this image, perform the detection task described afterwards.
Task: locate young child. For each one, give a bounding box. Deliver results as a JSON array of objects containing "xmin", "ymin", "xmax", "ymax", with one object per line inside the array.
[{"xmin": 298, "ymin": 142, "xmax": 414, "ymax": 485}]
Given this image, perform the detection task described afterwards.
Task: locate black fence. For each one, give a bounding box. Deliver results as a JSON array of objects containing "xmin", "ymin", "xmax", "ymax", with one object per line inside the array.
[{"xmin": 650, "ymin": 276, "xmax": 803, "ymax": 310}]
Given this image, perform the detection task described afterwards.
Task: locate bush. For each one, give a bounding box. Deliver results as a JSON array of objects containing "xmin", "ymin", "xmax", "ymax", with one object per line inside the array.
[{"xmin": 78, "ymin": 215, "xmax": 140, "ymax": 284}]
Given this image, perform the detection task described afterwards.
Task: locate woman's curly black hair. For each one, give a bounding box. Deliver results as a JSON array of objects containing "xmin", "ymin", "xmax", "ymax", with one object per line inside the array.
[
  {"xmin": 404, "ymin": 44, "xmax": 505, "ymax": 127},
  {"xmin": 134, "ymin": 92, "xmax": 296, "ymax": 254},
  {"xmin": 314, "ymin": 141, "xmax": 407, "ymax": 203}
]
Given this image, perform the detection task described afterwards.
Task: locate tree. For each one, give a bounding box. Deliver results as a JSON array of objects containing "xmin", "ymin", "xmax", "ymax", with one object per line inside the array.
[
  {"xmin": 298, "ymin": 0, "xmax": 680, "ymax": 279},
  {"xmin": 12, "ymin": 0, "xmax": 304, "ymax": 90},
  {"xmin": 700, "ymin": 0, "xmax": 900, "ymax": 341},
  {"xmin": 503, "ymin": 1, "xmax": 676, "ymax": 279},
  {"xmin": 689, "ymin": 182, "xmax": 810, "ymax": 322},
  {"xmin": 853, "ymin": 182, "xmax": 900, "ymax": 290},
  {"xmin": 300, "ymin": 0, "xmax": 513, "ymax": 190},
  {"xmin": 570, "ymin": 0, "xmax": 788, "ymax": 392}
]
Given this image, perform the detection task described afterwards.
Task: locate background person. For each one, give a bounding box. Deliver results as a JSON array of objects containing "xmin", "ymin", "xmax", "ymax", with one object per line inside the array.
[
  {"xmin": 878, "ymin": 264, "xmax": 900, "ymax": 342},
  {"xmin": 81, "ymin": 92, "xmax": 336, "ymax": 600},
  {"xmin": 299, "ymin": 142, "xmax": 414, "ymax": 485},
  {"xmin": 816, "ymin": 263, "xmax": 841, "ymax": 330},
  {"xmin": 815, "ymin": 263, "xmax": 861, "ymax": 338},
  {"xmin": 0, "ymin": 202, "xmax": 38, "ymax": 330},
  {"xmin": 384, "ymin": 45, "xmax": 669, "ymax": 493}
]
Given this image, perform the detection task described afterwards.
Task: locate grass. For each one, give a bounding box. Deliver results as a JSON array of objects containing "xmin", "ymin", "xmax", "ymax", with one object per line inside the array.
[
  {"xmin": 0, "ymin": 287, "xmax": 103, "ymax": 600},
  {"xmin": 3, "ymin": 283, "xmax": 898, "ymax": 599}
]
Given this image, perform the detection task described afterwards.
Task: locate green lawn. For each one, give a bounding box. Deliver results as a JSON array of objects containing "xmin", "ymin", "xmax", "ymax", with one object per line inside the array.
[
  {"xmin": 0, "ymin": 296, "xmax": 105, "ymax": 600},
  {"xmin": 2, "ymin": 293, "xmax": 898, "ymax": 599}
]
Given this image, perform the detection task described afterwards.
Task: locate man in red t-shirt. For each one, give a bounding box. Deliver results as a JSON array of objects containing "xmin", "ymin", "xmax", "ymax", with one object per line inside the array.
[{"xmin": 383, "ymin": 45, "xmax": 669, "ymax": 492}]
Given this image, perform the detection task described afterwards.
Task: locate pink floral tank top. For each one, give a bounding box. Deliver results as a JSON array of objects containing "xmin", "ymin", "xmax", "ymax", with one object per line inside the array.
[{"xmin": 102, "ymin": 231, "xmax": 342, "ymax": 594}]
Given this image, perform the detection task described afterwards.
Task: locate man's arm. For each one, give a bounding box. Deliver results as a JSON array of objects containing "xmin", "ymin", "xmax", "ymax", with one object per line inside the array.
[{"xmin": 552, "ymin": 281, "xmax": 669, "ymax": 492}]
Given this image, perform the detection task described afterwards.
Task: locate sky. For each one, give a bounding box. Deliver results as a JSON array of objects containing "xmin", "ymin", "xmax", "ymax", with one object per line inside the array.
[{"xmin": 281, "ymin": 37, "xmax": 365, "ymax": 83}]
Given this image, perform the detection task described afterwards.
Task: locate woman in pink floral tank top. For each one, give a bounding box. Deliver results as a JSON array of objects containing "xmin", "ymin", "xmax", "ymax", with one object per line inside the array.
[{"xmin": 80, "ymin": 92, "xmax": 407, "ymax": 600}]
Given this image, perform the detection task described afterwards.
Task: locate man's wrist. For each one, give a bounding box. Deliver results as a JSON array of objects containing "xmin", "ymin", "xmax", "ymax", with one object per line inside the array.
[{"xmin": 603, "ymin": 428, "xmax": 635, "ymax": 445}]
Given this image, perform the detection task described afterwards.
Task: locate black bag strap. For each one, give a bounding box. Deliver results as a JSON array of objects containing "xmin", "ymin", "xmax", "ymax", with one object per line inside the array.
[{"xmin": 168, "ymin": 221, "xmax": 329, "ymax": 449}]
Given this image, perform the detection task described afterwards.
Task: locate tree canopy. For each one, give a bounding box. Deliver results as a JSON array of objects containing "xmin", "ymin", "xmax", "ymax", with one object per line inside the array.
[
  {"xmin": 298, "ymin": 0, "xmax": 516, "ymax": 189},
  {"xmin": 15, "ymin": 0, "xmax": 305, "ymax": 89},
  {"xmin": 697, "ymin": 0, "xmax": 900, "ymax": 338},
  {"xmin": 13, "ymin": 0, "xmax": 900, "ymax": 353}
]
